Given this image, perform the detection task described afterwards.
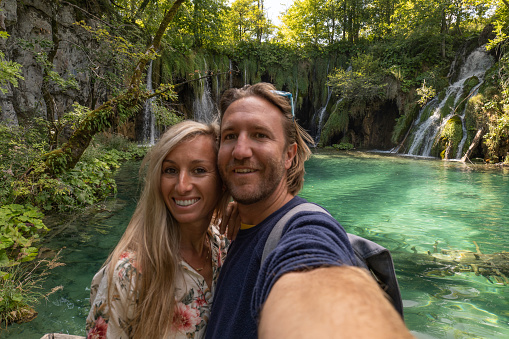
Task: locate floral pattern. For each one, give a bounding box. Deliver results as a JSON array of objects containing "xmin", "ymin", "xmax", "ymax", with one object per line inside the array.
[{"xmin": 86, "ymin": 227, "xmax": 228, "ymax": 339}]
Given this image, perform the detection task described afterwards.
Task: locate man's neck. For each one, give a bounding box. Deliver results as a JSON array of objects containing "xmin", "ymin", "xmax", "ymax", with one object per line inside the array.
[{"xmin": 237, "ymin": 183, "xmax": 295, "ymax": 225}]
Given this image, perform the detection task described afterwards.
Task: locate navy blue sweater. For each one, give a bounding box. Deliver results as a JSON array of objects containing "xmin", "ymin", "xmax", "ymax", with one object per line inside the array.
[{"xmin": 205, "ymin": 196, "xmax": 355, "ymax": 339}]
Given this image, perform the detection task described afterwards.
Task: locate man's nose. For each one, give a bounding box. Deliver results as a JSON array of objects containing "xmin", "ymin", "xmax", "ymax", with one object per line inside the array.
[{"xmin": 232, "ymin": 134, "xmax": 253, "ymax": 159}]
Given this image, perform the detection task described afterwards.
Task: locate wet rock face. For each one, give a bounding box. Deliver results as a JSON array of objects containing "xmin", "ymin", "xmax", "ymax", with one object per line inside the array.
[{"xmin": 0, "ymin": 0, "xmax": 105, "ymax": 125}]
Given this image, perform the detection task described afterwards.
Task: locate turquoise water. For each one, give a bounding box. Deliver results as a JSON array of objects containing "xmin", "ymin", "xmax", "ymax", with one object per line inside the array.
[
  {"xmin": 3, "ymin": 152, "xmax": 508, "ymax": 338},
  {"xmin": 301, "ymin": 152, "xmax": 509, "ymax": 338}
]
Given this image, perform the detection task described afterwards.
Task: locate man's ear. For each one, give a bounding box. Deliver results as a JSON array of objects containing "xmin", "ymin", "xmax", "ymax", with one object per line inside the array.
[{"xmin": 284, "ymin": 143, "xmax": 298, "ymax": 170}]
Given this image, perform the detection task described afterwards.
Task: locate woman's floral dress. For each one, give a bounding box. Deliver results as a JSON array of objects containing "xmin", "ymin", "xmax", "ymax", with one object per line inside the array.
[{"xmin": 86, "ymin": 227, "xmax": 228, "ymax": 339}]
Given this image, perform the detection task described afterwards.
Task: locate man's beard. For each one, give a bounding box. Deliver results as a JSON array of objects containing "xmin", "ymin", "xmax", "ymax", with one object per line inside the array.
[{"xmin": 222, "ymin": 157, "xmax": 286, "ymax": 205}]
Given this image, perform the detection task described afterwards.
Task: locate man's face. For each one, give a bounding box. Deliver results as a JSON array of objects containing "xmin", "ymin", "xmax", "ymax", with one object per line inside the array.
[{"xmin": 218, "ymin": 96, "xmax": 294, "ymax": 205}]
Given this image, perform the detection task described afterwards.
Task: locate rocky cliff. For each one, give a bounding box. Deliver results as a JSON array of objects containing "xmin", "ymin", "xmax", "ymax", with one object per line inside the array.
[{"xmin": 0, "ymin": 0, "xmax": 105, "ymax": 125}]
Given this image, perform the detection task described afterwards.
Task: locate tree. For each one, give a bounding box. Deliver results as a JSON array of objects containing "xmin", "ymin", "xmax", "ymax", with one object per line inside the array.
[
  {"xmin": 280, "ymin": 0, "xmax": 331, "ymax": 46},
  {"xmin": 41, "ymin": 0, "xmax": 185, "ymax": 174},
  {"xmin": 367, "ymin": 0, "xmax": 399, "ymax": 38},
  {"xmin": 220, "ymin": 0, "xmax": 272, "ymax": 44},
  {"xmin": 279, "ymin": 0, "xmax": 370, "ymax": 46}
]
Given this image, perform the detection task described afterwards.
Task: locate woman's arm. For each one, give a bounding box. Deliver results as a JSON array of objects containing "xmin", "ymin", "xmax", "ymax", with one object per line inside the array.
[{"xmin": 86, "ymin": 254, "xmax": 138, "ymax": 338}]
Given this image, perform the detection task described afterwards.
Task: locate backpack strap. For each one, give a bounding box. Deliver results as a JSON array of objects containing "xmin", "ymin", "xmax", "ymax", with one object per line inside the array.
[
  {"xmin": 261, "ymin": 202, "xmax": 404, "ymax": 317},
  {"xmin": 261, "ymin": 203, "xmax": 328, "ymax": 264}
]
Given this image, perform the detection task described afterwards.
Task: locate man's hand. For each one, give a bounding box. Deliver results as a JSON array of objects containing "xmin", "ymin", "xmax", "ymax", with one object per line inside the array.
[
  {"xmin": 220, "ymin": 201, "xmax": 240, "ymax": 241},
  {"xmin": 259, "ymin": 266, "xmax": 414, "ymax": 339}
]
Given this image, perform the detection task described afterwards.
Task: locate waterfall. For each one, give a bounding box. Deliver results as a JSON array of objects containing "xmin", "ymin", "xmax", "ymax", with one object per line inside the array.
[
  {"xmin": 244, "ymin": 63, "xmax": 248, "ymax": 85},
  {"xmin": 406, "ymin": 46, "xmax": 494, "ymax": 158},
  {"xmin": 141, "ymin": 60, "xmax": 156, "ymax": 145},
  {"xmin": 455, "ymin": 80, "xmax": 484, "ymax": 158},
  {"xmin": 312, "ymin": 87, "xmax": 333, "ymax": 142},
  {"xmin": 193, "ymin": 59, "xmax": 216, "ymax": 123}
]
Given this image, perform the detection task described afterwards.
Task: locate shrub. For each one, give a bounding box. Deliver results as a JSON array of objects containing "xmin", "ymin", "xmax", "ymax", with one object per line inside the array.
[
  {"xmin": 0, "ymin": 204, "xmax": 48, "ymax": 270},
  {"xmin": 0, "ymin": 253, "xmax": 63, "ymax": 327},
  {"xmin": 332, "ymin": 143, "xmax": 354, "ymax": 150}
]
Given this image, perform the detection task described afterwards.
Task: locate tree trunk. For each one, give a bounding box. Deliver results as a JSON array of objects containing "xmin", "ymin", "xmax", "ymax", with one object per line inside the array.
[
  {"xmin": 461, "ymin": 127, "xmax": 484, "ymax": 162},
  {"xmin": 41, "ymin": 0, "xmax": 185, "ymax": 175},
  {"xmin": 42, "ymin": 1, "xmax": 60, "ymax": 148}
]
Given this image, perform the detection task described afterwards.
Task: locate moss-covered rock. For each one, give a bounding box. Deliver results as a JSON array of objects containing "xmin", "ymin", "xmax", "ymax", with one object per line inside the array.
[
  {"xmin": 441, "ymin": 92, "xmax": 457, "ymax": 118},
  {"xmin": 320, "ymin": 101, "xmax": 349, "ymax": 145},
  {"xmin": 439, "ymin": 115, "xmax": 463, "ymax": 159}
]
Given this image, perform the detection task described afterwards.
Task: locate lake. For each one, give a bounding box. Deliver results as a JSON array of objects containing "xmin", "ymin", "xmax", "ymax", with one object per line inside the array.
[{"xmin": 4, "ymin": 151, "xmax": 509, "ymax": 338}]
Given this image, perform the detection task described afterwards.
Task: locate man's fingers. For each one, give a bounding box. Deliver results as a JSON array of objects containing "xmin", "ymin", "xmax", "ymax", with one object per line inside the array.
[{"xmin": 227, "ymin": 203, "xmax": 240, "ymax": 241}]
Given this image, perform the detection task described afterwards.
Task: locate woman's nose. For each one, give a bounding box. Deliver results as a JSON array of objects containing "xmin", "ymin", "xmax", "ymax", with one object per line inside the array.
[{"xmin": 176, "ymin": 172, "xmax": 192, "ymax": 194}]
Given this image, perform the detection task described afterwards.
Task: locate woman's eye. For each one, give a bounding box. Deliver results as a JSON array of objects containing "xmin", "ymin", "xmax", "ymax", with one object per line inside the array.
[
  {"xmin": 193, "ymin": 167, "xmax": 207, "ymax": 174},
  {"xmin": 163, "ymin": 167, "xmax": 177, "ymax": 174}
]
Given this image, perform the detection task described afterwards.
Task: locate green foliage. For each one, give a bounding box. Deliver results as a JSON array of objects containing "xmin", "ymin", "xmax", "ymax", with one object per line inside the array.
[
  {"xmin": 73, "ymin": 20, "xmax": 148, "ymax": 96},
  {"xmin": 441, "ymin": 93, "xmax": 457, "ymax": 118},
  {"xmin": 454, "ymin": 76, "xmax": 480, "ymax": 116},
  {"xmin": 0, "ymin": 31, "xmax": 24, "ymax": 94},
  {"xmin": 487, "ymin": 3, "xmax": 509, "ymax": 51},
  {"xmin": 0, "ymin": 34, "xmax": 23, "ymax": 94},
  {"xmin": 332, "ymin": 142, "xmax": 354, "ymax": 150},
  {"xmin": 0, "ymin": 121, "xmax": 146, "ymax": 213},
  {"xmin": 0, "ymin": 253, "xmax": 63, "ymax": 327},
  {"xmin": 416, "ymin": 80, "xmax": 436, "ymax": 106},
  {"xmin": 391, "ymin": 102, "xmax": 420, "ymax": 144},
  {"xmin": 219, "ymin": 0, "xmax": 272, "ymax": 45},
  {"xmin": 320, "ymin": 100, "xmax": 349, "ymax": 145},
  {"xmin": 0, "ymin": 204, "xmax": 48, "ymax": 269},
  {"xmin": 151, "ymin": 100, "xmax": 183, "ymax": 127},
  {"xmin": 328, "ymin": 53, "xmax": 388, "ymax": 102},
  {"xmin": 439, "ymin": 115, "xmax": 463, "ymax": 158},
  {"xmin": 485, "ymin": 114, "xmax": 509, "ymax": 160}
]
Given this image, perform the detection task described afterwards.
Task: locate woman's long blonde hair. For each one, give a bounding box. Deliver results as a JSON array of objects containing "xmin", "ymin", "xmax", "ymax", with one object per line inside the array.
[{"xmin": 105, "ymin": 120, "xmax": 228, "ymax": 338}]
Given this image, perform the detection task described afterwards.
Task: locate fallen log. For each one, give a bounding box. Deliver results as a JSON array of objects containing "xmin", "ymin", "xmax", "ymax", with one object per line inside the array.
[{"xmin": 461, "ymin": 127, "xmax": 484, "ymax": 162}]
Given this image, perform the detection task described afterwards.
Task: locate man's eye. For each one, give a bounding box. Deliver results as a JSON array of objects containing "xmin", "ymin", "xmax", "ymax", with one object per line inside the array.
[
  {"xmin": 223, "ymin": 133, "xmax": 237, "ymax": 140},
  {"xmin": 255, "ymin": 133, "xmax": 267, "ymax": 138}
]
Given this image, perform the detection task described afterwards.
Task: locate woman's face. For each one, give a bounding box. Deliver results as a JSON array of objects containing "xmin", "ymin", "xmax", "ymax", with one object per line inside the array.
[{"xmin": 160, "ymin": 134, "xmax": 221, "ymax": 228}]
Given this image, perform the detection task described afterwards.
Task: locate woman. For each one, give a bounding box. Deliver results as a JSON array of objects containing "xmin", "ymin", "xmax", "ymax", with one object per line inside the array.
[{"xmin": 86, "ymin": 120, "xmax": 231, "ymax": 338}]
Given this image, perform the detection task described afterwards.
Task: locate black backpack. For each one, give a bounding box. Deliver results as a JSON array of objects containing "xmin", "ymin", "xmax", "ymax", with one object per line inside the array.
[{"xmin": 261, "ymin": 203, "xmax": 404, "ymax": 317}]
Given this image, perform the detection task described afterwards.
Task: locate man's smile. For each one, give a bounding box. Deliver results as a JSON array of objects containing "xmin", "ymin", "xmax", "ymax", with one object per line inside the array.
[{"xmin": 234, "ymin": 168, "xmax": 257, "ymax": 173}]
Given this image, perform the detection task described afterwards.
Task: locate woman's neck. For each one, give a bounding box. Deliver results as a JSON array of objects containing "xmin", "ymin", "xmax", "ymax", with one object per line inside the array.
[{"xmin": 179, "ymin": 221, "xmax": 210, "ymax": 254}]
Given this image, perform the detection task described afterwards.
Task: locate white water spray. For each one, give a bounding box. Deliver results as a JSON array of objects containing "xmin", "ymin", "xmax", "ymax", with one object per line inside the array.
[{"xmin": 406, "ymin": 46, "xmax": 494, "ymax": 158}]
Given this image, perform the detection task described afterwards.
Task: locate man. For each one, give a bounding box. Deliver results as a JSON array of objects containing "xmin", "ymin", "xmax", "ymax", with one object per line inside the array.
[{"xmin": 206, "ymin": 83, "xmax": 413, "ymax": 338}]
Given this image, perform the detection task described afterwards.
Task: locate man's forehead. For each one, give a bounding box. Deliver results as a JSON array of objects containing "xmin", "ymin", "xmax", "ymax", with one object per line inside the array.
[{"xmin": 220, "ymin": 97, "xmax": 283, "ymax": 127}]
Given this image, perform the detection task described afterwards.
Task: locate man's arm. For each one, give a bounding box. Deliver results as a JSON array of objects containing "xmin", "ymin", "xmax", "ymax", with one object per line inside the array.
[{"xmin": 258, "ymin": 266, "xmax": 414, "ymax": 339}]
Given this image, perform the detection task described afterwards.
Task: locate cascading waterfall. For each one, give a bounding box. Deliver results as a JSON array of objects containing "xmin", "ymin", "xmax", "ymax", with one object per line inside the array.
[
  {"xmin": 312, "ymin": 87, "xmax": 333, "ymax": 143},
  {"xmin": 406, "ymin": 46, "xmax": 494, "ymax": 158},
  {"xmin": 244, "ymin": 64, "xmax": 248, "ymax": 85},
  {"xmin": 141, "ymin": 60, "xmax": 156, "ymax": 145},
  {"xmin": 455, "ymin": 80, "xmax": 484, "ymax": 158},
  {"xmin": 193, "ymin": 59, "xmax": 216, "ymax": 123}
]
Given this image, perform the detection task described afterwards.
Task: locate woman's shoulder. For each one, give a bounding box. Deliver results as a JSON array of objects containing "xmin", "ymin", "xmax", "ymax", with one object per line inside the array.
[
  {"xmin": 209, "ymin": 226, "xmax": 229, "ymax": 249},
  {"xmin": 113, "ymin": 250, "xmax": 140, "ymax": 281}
]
